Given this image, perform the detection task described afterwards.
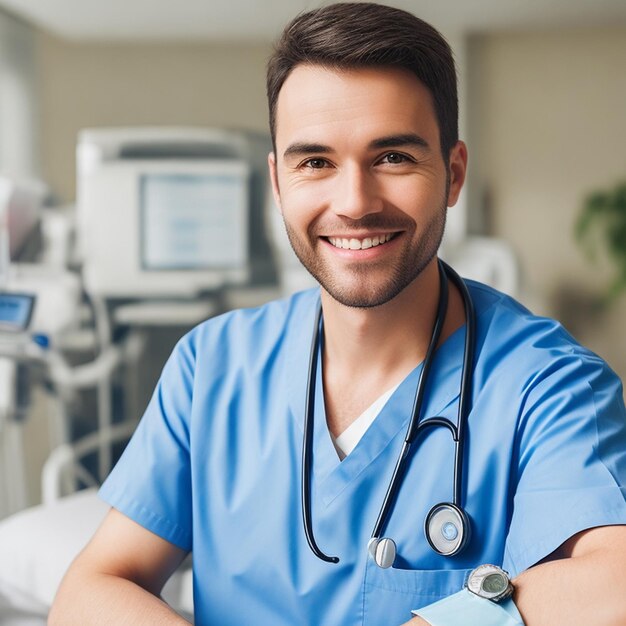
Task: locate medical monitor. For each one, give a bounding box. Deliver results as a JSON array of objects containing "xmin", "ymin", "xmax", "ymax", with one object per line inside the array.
[
  {"xmin": 77, "ymin": 129, "xmax": 252, "ymax": 299},
  {"xmin": 141, "ymin": 172, "xmax": 246, "ymax": 271},
  {"xmin": 0, "ymin": 292, "xmax": 35, "ymax": 332}
]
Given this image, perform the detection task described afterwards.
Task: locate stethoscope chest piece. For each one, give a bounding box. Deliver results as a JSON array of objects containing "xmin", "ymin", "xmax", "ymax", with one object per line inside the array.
[
  {"xmin": 424, "ymin": 502, "xmax": 470, "ymax": 556},
  {"xmin": 368, "ymin": 537, "xmax": 397, "ymax": 569}
]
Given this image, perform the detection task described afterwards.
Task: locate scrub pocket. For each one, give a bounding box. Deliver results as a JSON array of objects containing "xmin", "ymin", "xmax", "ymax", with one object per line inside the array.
[{"xmin": 362, "ymin": 559, "xmax": 471, "ymax": 625}]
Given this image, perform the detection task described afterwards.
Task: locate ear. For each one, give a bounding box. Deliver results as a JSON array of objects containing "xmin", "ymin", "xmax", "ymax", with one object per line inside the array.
[
  {"xmin": 446, "ymin": 141, "xmax": 468, "ymax": 207},
  {"xmin": 268, "ymin": 152, "xmax": 282, "ymax": 213}
]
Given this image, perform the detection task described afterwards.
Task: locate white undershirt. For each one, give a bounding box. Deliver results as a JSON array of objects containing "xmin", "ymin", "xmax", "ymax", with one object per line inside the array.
[{"xmin": 331, "ymin": 383, "xmax": 400, "ymax": 460}]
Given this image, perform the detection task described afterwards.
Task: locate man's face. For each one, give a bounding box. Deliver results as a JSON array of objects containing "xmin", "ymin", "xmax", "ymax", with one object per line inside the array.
[{"xmin": 269, "ymin": 64, "xmax": 466, "ymax": 308}]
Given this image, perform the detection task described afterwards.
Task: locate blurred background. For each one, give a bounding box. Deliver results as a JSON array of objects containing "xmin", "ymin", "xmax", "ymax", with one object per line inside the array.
[{"xmin": 0, "ymin": 0, "xmax": 625, "ymax": 620}]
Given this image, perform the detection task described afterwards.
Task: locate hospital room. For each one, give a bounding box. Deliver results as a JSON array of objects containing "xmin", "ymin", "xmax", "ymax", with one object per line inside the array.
[{"xmin": 1, "ymin": 0, "xmax": 626, "ymax": 624}]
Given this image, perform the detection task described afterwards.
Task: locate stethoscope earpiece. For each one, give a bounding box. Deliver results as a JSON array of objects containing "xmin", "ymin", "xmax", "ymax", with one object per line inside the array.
[
  {"xmin": 368, "ymin": 537, "xmax": 397, "ymax": 569},
  {"xmin": 424, "ymin": 502, "xmax": 470, "ymax": 556}
]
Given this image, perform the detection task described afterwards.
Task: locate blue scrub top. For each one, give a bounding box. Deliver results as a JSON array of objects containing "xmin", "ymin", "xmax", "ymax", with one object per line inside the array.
[{"xmin": 99, "ymin": 281, "xmax": 626, "ymax": 626}]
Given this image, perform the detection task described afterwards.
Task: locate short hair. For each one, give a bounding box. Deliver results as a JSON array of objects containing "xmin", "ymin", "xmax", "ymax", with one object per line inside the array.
[{"xmin": 266, "ymin": 2, "xmax": 458, "ymax": 158}]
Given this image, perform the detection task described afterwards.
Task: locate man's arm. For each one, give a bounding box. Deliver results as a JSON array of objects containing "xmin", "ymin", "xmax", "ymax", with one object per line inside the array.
[
  {"xmin": 48, "ymin": 508, "xmax": 190, "ymax": 625},
  {"xmin": 405, "ymin": 524, "xmax": 626, "ymax": 626},
  {"xmin": 513, "ymin": 525, "xmax": 626, "ymax": 625}
]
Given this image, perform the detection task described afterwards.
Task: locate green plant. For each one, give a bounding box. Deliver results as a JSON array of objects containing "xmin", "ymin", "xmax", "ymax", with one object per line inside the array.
[{"xmin": 576, "ymin": 181, "xmax": 626, "ymax": 302}]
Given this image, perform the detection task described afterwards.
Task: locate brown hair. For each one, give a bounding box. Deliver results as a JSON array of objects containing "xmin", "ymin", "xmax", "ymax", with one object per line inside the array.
[{"xmin": 266, "ymin": 2, "xmax": 458, "ymax": 158}]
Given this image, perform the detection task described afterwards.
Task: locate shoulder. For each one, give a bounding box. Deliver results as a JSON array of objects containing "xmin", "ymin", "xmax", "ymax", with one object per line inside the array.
[
  {"xmin": 469, "ymin": 280, "xmax": 597, "ymax": 361},
  {"xmin": 192, "ymin": 287, "xmax": 319, "ymax": 342},
  {"xmin": 463, "ymin": 282, "xmax": 625, "ymax": 472},
  {"xmin": 171, "ymin": 288, "xmax": 320, "ymax": 371},
  {"xmin": 466, "ymin": 280, "xmax": 621, "ymax": 397}
]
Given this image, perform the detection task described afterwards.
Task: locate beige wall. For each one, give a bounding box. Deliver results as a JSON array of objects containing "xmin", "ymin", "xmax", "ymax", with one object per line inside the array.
[
  {"xmin": 468, "ymin": 27, "xmax": 626, "ymax": 384},
  {"xmin": 34, "ymin": 25, "xmax": 626, "ymax": 383},
  {"xmin": 8, "ymin": 24, "xmax": 625, "ymax": 509},
  {"xmin": 37, "ymin": 32, "xmax": 272, "ymax": 202}
]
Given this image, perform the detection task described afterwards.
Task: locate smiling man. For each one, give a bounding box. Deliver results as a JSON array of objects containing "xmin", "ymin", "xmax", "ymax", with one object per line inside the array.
[
  {"xmin": 271, "ymin": 65, "xmax": 457, "ymax": 310},
  {"xmin": 50, "ymin": 3, "xmax": 626, "ymax": 626}
]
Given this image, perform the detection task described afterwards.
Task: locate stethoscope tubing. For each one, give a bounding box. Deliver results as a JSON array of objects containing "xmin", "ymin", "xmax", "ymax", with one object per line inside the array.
[
  {"xmin": 301, "ymin": 304, "xmax": 339, "ymax": 563},
  {"xmin": 370, "ymin": 262, "xmax": 450, "ymax": 541},
  {"xmin": 449, "ymin": 263, "xmax": 476, "ymax": 507},
  {"xmin": 301, "ymin": 259, "xmax": 476, "ymax": 564}
]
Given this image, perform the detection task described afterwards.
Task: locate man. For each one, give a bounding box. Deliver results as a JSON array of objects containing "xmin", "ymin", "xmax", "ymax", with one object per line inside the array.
[{"xmin": 50, "ymin": 3, "xmax": 626, "ymax": 625}]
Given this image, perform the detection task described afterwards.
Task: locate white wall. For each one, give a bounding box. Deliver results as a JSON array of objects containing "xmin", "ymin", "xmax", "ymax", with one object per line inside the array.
[
  {"xmin": 0, "ymin": 9, "xmax": 43, "ymax": 516},
  {"xmin": 468, "ymin": 27, "xmax": 626, "ymax": 384},
  {"xmin": 0, "ymin": 9, "xmax": 39, "ymax": 178},
  {"xmin": 441, "ymin": 33, "xmax": 469, "ymax": 248}
]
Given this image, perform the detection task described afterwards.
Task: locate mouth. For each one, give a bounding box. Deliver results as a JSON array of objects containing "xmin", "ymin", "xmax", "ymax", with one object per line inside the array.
[{"xmin": 325, "ymin": 232, "xmax": 399, "ymax": 250}]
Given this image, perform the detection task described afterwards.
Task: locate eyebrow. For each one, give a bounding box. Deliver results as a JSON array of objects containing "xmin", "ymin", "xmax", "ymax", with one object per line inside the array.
[
  {"xmin": 369, "ymin": 133, "xmax": 430, "ymax": 151},
  {"xmin": 283, "ymin": 142, "xmax": 333, "ymax": 160},
  {"xmin": 282, "ymin": 133, "xmax": 430, "ymax": 160}
]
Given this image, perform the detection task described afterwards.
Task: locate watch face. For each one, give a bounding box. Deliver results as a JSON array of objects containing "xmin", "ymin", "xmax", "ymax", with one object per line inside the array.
[
  {"xmin": 467, "ymin": 564, "xmax": 513, "ymax": 602},
  {"xmin": 481, "ymin": 573, "xmax": 508, "ymax": 595}
]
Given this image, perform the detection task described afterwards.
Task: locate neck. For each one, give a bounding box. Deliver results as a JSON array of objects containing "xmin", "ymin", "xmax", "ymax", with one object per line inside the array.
[
  {"xmin": 320, "ymin": 259, "xmax": 466, "ymax": 437},
  {"xmin": 321, "ymin": 259, "xmax": 441, "ymax": 373}
]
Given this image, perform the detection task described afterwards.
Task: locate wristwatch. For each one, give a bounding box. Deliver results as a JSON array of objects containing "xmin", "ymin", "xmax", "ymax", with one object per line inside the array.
[{"xmin": 466, "ymin": 564, "xmax": 514, "ymax": 603}]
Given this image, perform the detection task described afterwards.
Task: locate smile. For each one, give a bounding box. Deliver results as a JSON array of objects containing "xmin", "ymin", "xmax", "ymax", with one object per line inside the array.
[{"xmin": 326, "ymin": 233, "xmax": 397, "ymax": 250}]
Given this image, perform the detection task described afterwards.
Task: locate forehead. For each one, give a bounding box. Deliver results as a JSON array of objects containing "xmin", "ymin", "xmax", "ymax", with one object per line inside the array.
[{"xmin": 274, "ymin": 64, "xmax": 439, "ymax": 153}]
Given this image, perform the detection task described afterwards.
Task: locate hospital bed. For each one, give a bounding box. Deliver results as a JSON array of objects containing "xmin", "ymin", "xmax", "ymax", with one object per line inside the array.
[{"xmin": 0, "ymin": 423, "xmax": 194, "ymax": 625}]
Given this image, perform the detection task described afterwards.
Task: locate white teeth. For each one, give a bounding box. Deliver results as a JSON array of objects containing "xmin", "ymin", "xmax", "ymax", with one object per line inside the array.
[{"xmin": 328, "ymin": 233, "xmax": 394, "ymax": 250}]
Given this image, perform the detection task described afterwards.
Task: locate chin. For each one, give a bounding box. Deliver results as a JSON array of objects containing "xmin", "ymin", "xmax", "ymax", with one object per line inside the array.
[{"xmin": 321, "ymin": 277, "xmax": 410, "ymax": 309}]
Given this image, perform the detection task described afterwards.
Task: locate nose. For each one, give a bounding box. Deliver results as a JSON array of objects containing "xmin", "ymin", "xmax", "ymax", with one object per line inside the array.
[{"xmin": 332, "ymin": 165, "xmax": 383, "ymax": 220}]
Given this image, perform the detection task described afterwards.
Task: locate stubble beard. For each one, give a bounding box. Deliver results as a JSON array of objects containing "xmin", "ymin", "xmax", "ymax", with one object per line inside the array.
[{"xmin": 282, "ymin": 200, "xmax": 448, "ymax": 309}]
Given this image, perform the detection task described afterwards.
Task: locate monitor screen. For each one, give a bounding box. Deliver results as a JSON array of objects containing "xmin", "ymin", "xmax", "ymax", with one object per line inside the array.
[
  {"xmin": 0, "ymin": 292, "xmax": 35, "ymax": 332},
  {"xmin": 140, "ymin": 172, "xmax": 247, "ymax": 271}
]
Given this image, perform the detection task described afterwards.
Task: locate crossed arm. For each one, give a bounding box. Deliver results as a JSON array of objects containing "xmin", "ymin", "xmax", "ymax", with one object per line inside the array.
[
  {"xmin": 406, "ymin": 524, "xmax": 626, "ymax": 626},
  {"xmin": 50, "ymin": 510, "xmax": 626, "ymax": 626}
]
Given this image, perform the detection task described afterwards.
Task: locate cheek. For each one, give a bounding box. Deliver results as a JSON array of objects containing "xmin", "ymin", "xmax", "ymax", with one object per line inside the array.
[
  {"xmin": 280, "ymin": 192, "xmax": 318, "ymax": 238},
  {"xmin": 279, "ymin": 178, "xmax": 332, "ymax": 219},
  {"xmin": 382, "ymin": 176, "xmax": 444, "ymax": 213}
]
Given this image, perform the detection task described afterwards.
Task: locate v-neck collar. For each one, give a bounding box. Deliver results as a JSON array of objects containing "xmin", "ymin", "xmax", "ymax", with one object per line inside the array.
[{"xmin": 286, "ymin": 289, "xmax": 467, "ymax": 507}]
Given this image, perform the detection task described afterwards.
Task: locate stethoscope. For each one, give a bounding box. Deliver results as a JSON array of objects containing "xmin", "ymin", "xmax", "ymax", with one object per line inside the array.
[{"xmin": 301, "ymin": 259, "xmax": 476, "ymax": 568}]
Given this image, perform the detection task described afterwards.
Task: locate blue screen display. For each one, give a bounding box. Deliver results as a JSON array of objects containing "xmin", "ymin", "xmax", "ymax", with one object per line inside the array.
[
  {"xmin": 140, "ymin": 172, "xmax": 247, "ymax": 270},
  {"xmin": 0, "ymin": 293, "xmax": 34, "ymax": 331}
]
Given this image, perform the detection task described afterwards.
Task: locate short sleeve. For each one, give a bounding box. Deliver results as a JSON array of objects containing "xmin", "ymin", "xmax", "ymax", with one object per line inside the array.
[
  {"xmin": 98, "ymin": 334, "xmax": 195, "ymax": 551},
  {"xmin": 503, "ymin": 354, "xmax": 626, "ymax": 575}
]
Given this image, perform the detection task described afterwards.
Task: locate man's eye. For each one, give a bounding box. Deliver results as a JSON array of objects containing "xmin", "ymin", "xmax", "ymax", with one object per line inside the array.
[
  {"xmin": 304, "ymin": 158, "xmax": 328, "ymax": 169},
  {"xmin": 381, "ymin": 152, "xmax": 411, "ymax": 164}
]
